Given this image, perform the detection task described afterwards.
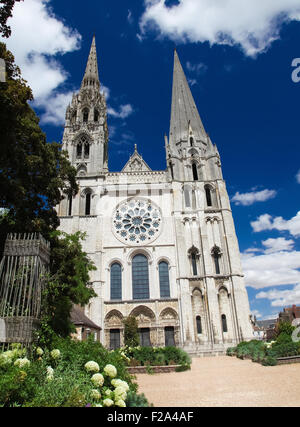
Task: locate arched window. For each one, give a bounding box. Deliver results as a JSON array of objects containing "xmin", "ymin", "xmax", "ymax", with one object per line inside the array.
[
  {"xmin": 71, "ymin": 110, "xmax": 77, "ymax": 124},
  {"xmin": 191, "ymin": 253, "xmax": 198, "ymax": 276},
  {"xmin": 83, "ymin": 108, "xmax": 89, "ymax": 123},
  {"xmin": 184, "ymin": 185, "xmax": 191, "ymax": 207},
  {"xmin": 221, "ymin": 314, "xmax": 228, "ymax": 333},
  {"xmin": 189, "ymin": 247, "xmax": 200, "ymax": 276},
  {"xmin": 169, "ymin": 162, "xmax": 174, "ymax": 180},
  {"xmin": 94, "ymin": 109, "xmax": 99, "ymax": 122},
  {"xmin": 212, "ymin": 246, "xmax": 221, "ymax": 275},
  {"xmin": 84, "ymin": 142, "xmax": 90, "ymax": 159},
  {"xmin": 132, "ymin": 254, "xmax": 149, "ymax": 300},
  {"xmin": 190, "ymin": 137, "xmax": 194, "ymax": 147},
  {"xmin": 85, "ymin": 192, "xmax": 91, "ymax": 216},
  {"xmin": 192, "ymin": 163, "xmax": 198, "ymax": 181},
  {"xmin": 68, "ymin": 195, "xmax": 72, "ymax": 216},
  {"xmin": 76, "ymin": 143, "xmax": 82, "ymax": 158},
  {"xmin": 159, "ymin": 261, "xmax": 170, "ymax": 298},
  {"xmin": 205, "ymin": 185, "xmax": 212, "ymax": 207},
  {"xmin": 110, "ymin": 263, "xmax": 122, "ymax": 300},
  {"xmin": 196, "ymin": 316, "xmax": 202, "ymax": 334}
]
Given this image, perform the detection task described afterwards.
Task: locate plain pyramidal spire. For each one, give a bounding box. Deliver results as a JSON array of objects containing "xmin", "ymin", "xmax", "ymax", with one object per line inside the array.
[
  {"xmin": 81, "ymin": 35, "xmax": 100, "ymax": 90},
  {"xmin": 169, "ymin": 49, "xmax": 206, "ymax": 145}
]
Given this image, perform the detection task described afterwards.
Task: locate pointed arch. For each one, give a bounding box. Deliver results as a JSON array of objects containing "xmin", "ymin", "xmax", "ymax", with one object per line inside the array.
[
  {"xmin": 211, "ymin": 245, "xmax": 222, "ymax": 275},
  {"xmin": 192, "ymin": 162, "xmax": 198, "ymax": 181},
  {"xmin": 83, "ymin": 107, "xmax": 89, "ymax": 123}
]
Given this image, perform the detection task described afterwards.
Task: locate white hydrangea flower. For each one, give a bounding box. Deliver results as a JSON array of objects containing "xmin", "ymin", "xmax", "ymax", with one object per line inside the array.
[
  {"xmin": 115, "ymin": 399, "xmax": 126, "ymax": 407},
  {"xmin": 85, "ymin": 361, "xmax": 100, "ymax": 373},
  {"xmin": 14, "ymin": 358, "xmax": 30, "ymax": 368},
  {"xmin": 105, "ymin": 389, "xmax": 113, "ymax": 397},
  {"xmin": 104, "ymin": 364, "xmax": 117, "ymax": 378},
  {"xmin": 36, "ymin": 347, "xmax": 44, "ymax": 356},
  {"xmin": 50, "ymin": 349, "xmax": 61, "ymax": 360},
  {"xmin": 91, "ymin": 373, "xmax": 104, "ymax": 387},
  {"xmin": 0, "ymin": 351, "xmax": 14, "ymax": 366},
  {"xmin": 46, "ymin": 366, "xmax": 54, "ymax": 381},
  {"xmin": 103, "ymin": 398, "xmax": 114, "ymax": 407},
  {"xmin": 90, "ymin": 389, "xmax": 101, "ymax": 400},
  {"xmin": 111, "ymin": 379, "xmax": 129, "ymax": 392},
  {"xmin": 114, "ymin": 386, "xmax": 127, "ymax": 401}
]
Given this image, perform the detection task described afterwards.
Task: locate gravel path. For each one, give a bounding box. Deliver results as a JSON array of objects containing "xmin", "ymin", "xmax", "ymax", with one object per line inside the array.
[{"xmin": 135, "ymin": 356, "xmax": 300, "ymax": 407}]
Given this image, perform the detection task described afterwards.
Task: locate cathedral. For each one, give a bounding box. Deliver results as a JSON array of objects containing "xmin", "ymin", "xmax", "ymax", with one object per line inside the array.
[{"xmin": 57, "ymin": 36, "xmax": 253, "ymax": 355}]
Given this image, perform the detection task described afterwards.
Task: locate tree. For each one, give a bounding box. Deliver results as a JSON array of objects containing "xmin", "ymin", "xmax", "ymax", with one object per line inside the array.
[
  {"xmin": 123, "ymin": 316, "xmax": 140, "ymax": 347},
  {"xmin": 39, "ymin": 231, "xmax": 97, "ymax": 345},
  {"xmin": 0, "ymin": 0, "xmax": 22, "ymax": 38},
  {"xmin": 275, "ymin": 321, "xmax": 295, "ymax": 338},
  {"xmin": 0, "ymin": 42, "xmax": 78, "ymax": 246},
  {"xmin": 0, "ymin": 43, "xmax": 95, "ymax": 344}
]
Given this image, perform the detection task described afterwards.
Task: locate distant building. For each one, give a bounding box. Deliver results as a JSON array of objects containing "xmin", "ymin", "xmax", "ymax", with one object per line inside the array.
[
  {"xmin": 71, "ymin": 305, "xmax": 101, "ymax": 341},
  {"xmin": 278, "ymin": 305, "xmax": 300, "ymax": 327},
  {"xmin": 251, "ymin": 317, "xmax": 277, "ymax": 341}
]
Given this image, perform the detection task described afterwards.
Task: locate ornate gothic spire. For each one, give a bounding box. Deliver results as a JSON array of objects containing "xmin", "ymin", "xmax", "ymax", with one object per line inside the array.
[
  {"xmin": 169, "ymin": 50, "xmax": 206, "ymax": 146},
  {"xmin": 81, "ymin": 35, "xmax": 100, "ymax": 90}
]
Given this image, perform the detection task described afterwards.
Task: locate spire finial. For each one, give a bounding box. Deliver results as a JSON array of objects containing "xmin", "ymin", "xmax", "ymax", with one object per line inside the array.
[
  {"xmin": 81, "ymin": 35, "xmax": 100, "ymax": 90},
  {"xmin": 169, "ymin": 49, "xmax": 206, "ymax": 145}
]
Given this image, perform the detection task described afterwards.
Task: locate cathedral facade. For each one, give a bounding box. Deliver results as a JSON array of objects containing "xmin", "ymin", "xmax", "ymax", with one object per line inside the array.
[{"xmin": 57, "ymin": 37, "xmax": 253, "ymax": 355}]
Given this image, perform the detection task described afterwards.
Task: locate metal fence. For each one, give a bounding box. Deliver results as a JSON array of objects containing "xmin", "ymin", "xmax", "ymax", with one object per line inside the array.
[{"xmin": 0, "ymin": 233, "xmax": 50, "ymax": 347}]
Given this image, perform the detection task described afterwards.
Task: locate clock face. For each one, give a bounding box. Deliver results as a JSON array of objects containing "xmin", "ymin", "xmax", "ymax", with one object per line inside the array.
[{"xmin": 112, "ymin": 198, "xmax": 162, "ymax": 245}]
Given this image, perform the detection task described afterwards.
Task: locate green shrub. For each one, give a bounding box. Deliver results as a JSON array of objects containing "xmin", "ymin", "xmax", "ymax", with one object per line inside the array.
[
  {"xmin": 262, "ymin": 356, "xmax": 277, "ymax": 366},
  {"xmin": 123, "ymin": 316, "xmax": 140, "ymax": 348},
  {"xmin": 0, "ymin": 338, "xmax": 149, "ymax": 407},
  {"xmin": 175, "ymin": 364, "xmax": 191, "ymax": 372},
  {"xmin": 275, "ymin": 322, "xmax": 295, "ymax": 337},
  {"xmin": 154, "ymin": 352, "xmax": 166, "ymax": 366},
  {"xmin": 226, "ymin": 347, "xmax": 236, "ymax": 356},
  {"xmin": 126, "ymin": 391, "xmax": 151, "ymax": 407}
]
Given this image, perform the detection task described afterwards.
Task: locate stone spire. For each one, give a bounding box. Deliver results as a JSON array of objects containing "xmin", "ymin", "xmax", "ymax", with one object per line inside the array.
[
  {"xmin": 169, "ymin": 50, "xmax": 206, "ymax": 146},
  {"xmin": 81, "ymin": 35, "xmax": 100, "ymax": 90}
]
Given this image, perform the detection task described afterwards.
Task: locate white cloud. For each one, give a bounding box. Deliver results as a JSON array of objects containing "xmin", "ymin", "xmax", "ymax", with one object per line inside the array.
[
  {"xmin": 1, "ymin": 0, "xmax": 81, "ymax": 125},
  {"xmin": 186, "ymin": 61, "xmax": 207, "ymax": 75},
  {"xmin": 256, "ymin": 284, "xmax": 300, "ymax": 307},
  {"xmin": 107, "ymin": 104, "xmax": 134, "ymax": 119},
  {"xmin": 262, "ymin": 237, "xmax": 295, "ymax": 254},
  {"xmin": 251, "ymin": 212, "xmax": 300, "ymax": 237},
  {"xmin": 242, "ymin": 250, "xmax": 300, "ymax": 289},
  {"xmin": 231, "ymin": 189, "xmax": 277, "ymax": 206},
  {"xmin": 36, "ymin": 90, "xmax": 74, "ymax": 125},
  {"xmin": 188, "ymin": 78, "xmax": 197, "ymax": 86},
  {"xmin": 251, "ymin": 309, "xmax": 263, "ymax": 319},
  {"xmin": 127, "ymin": 9, "xmax": 134, "ymax": 25},
  {"xmin": 296, "ymin": 169, "xmax": 300, "ymax": 184},
  {"xmin": 140, "ymin": 0, "xmax": 300, "ymax": 56}
]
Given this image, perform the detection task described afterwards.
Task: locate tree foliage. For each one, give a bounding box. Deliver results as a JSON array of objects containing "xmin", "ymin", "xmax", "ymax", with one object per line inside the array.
[
  {"xmin": 0, "ymin": 42, "xmax": 78, "ymax": 244},
  {"xmin": 123, "ymin": 316, "xmax": 140, "ymax": 348},
  {"xmin": 39, "ymin": 231, "xmax": 97, "ymax": 345},
  {"xmin": 0, "ymin": 0, "xmax": 22, "ymax": 38}
]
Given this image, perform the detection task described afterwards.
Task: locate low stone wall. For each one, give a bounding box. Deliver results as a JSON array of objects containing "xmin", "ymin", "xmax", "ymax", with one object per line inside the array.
[
  {"xmin": 276, "ymin": 356, "xmax": 300, "ymax": 365},
  {"xmin": 127, "ymin": 365, "xmax": 181, "ymax": 374}
]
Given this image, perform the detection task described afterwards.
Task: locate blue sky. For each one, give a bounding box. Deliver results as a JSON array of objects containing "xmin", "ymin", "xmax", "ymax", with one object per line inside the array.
[{"xmin": 3, "ymin": 0, "xmax": 300, "ymax": 320}]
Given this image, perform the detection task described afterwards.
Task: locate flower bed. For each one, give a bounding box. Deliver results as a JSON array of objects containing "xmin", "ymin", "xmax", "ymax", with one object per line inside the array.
[
  {"xmin": 0, "ymin": 338, "xmax": 150, "ymax": 407},
  {"xmin": 116, "ymin": 345, "xmax": 191, "ymax": 372},
  {"xmin": 127, "ymin": 364, "xmax": 181, "ymax": 374},
  {"xmin": 227, "ymin": 331, "xmax": 300, "ymax": 366}
]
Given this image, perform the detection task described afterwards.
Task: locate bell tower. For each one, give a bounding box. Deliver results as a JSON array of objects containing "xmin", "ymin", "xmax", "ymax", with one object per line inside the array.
[
  {"xmin": 166, "ymin": 50, "xmax": 222, "ymax": 183},
  {"xmin": 62, "ymin": 36, "xmax": 109, "ymax": 176}
]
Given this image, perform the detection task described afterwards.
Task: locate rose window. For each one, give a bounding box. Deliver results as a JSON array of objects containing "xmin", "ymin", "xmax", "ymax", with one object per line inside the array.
[{"xmin": 113, "ymin": 198, "xmax": 162, "ymax": 245}]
